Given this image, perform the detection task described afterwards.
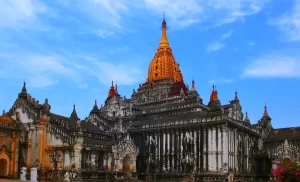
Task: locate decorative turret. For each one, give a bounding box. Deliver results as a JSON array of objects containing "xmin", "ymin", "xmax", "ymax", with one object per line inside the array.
[
  {"xmin": 146, "ymin": 15, "xmax": 183, "ymax": 83},
  {"xmin": 244, "ymin": 112, "xmax": 250, "ymax": 123},
  {"xmin": 263, "ymin": 105, "xmax": 268, "ymax": 116},
  {"xmin": 258, "ymin": 104, "xmax": 272, "ymax": 138},
  {"xmin": 114, "ymin": 81, "xmax": 120, "ymax": 97},
  {"xmin": 209, "ymin": 85, "xmax": 219, "ymax": 102},
  {"xmin": 70, "ymin": 104, "xmax": 79, "ymax": 120},
  {"xmin": 19, "ymin": 81, "xmax": 28, "ymax": 98},
  {"xmin": 107, "ymin": 81, "xmax": 115, "ymax": 99},
  {"xmin": 234, "ymin": 90, "xmax": 239, "ymax": 101},
  {"xmin": 188, "ymin": 79, "xmax": 200, "ymax": 99},
  {"xmin": 208, "ymin": 85, "xmax": 221, "ymax": 109},
  {"xmin": 42, "ymin": 98, "xmax": 51, "ymax": 112},
  {"xmin": 90, "ymin": 100, "xmax": 99, "ymax": 114},
  {"xmin": 115, "ymin": 81, "xmax": 118, "ymax": 94},
  {"xmin": 261, "ymin": 104, "xmax": 271, "ymax": 120},
  {"xmin": 191, "ymin": 79, "xmax": 196, "ymax": 91}
]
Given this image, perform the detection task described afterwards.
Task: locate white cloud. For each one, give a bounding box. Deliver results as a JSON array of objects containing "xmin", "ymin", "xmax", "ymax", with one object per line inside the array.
[
  {"xmin": 79, "ymin": 58, "xmax": 144, "ymax": 86},
  {"xmin": 144, "ymin": 0, "xmax": 202, "ymax": 28},
  {"xmin": 242, "ymin": 55, "xmax": 300, "ymax": 78},
  {"xmin": 221, "ymin": 78, "xmax": 234, "ymax": 83},
  {"xmin": 205, "ymin": 0, "xmax": 268, "ymax": 29},
  {"xmin": 207, "ymin": 30, "xmax": 233, "ymax": 53},
  {"xmin": 109, "ymin": 46, "xmax": 131, "ymax": 54},
  {"xmin": 28, "ymin": 75, "xmax": 59, "ymax": 88},
  {"xmin": 208, "ymin": 80, "xmax": 215, "ymax": 84},
  {"xmin": 268, "ymin": 1, "xmax": 300, "ymax": 41},
  {"xmin": 207, "ymin": 42, "xmax": 225, "ymax": 53},
  {"xmin": 0, "ymin": 0, "xmax": 268, "ymax": 34},
  {"xmin": 76, "ymin": 0, "xmax": 130, "ymax": 29},
  {"xmin": 208, "ymin": 78, "xmax": 234, "ymax": 84},
  {"xmin": 59, "ymin": 0, "xmax": 268, "ymax": 34},
  {"xmin": 0, "ymin": 0, "xmax": 48, "ymax": 28},
  {"xmin": 248, "ymin": 41, "xmax": 256, "ymax": 46},
  {"xmin": 0, "ymin": 54, "xmax": 87, "ymax": 88},
  {"xmin": 97, "ymin": 29, "xmax": 116, "ymax": 39},
  {"xmin": 0, "ymin": 45, "xmax": 144, "ymax": 88},
  {"xmin": 144, "ymin": 0, "xmax": 267, "ymax": 29},
  {"xmin": 221, "ymin": 30, "xmax": 233, "ymax": 40}
]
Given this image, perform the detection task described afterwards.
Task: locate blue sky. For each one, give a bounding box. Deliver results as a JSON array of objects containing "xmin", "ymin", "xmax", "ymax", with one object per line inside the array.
[{"xmin": 0, "ymin": 0, "xmax": 299, "ymax": 128}]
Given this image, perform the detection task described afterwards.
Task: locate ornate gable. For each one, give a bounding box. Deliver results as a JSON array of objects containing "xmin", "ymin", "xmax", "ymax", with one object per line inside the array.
[
  {"xmin": 269, "ymin": 139, "xmax": 300, "ymax": 161},
  {"xmin": 112, "ymin": 133, "xmax": 139, "ymax": 161}
]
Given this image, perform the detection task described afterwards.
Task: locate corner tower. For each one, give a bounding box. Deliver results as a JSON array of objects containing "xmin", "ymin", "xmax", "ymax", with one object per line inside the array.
[{"xmin": 146, "ymin": 16, "xmax": 183, "ymax": 83}]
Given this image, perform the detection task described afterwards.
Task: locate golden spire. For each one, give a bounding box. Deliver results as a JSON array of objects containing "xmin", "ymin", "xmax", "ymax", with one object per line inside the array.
[
  {"xmin": 146, "ymin": 15, "xmax": 184, "ymax": 83},
  {"xmin": 159, "ymin": 12, "xmax": 169, "ymax": 48}
]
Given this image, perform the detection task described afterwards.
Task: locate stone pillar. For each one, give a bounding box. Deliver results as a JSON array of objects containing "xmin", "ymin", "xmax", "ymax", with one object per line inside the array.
[
  {"xmin": 37, "ymin": 125, "xmax": 46, "ymax": 167},
  {"xmin": 177, "ymin": 130, "xmax": 182, "ymax": 170},
  {"xmin": 203, "ymin": 129, "xmax": 207, "ymax": 171},
  {"xmin": 30, "ymin": 168, "xmax": 38, "ymax": 182},
  {"xmin": 217, "ymin": 126, "xmax": 222, "ymax": 171},
  {"xmin": 166, "ymin": 131, "xmax": 169, "ymax": 170},
  {"xmin": 222, "ymin": 126, "xmax": 229, "ymax": 173},
  {"xmin": 26, "ymin": 125, "xmax": 35, "ymax": 166},
  {"xmin": 74, "ymin": 148, "xmax": 82, "ymax": 170},
  {"xmin": 162, "ymin": 131, "xmax": 166, "ymax": 171},
  {"xmin": 107, "ymin": 153, "xmax": 112, "ymax": 172},
  {"xmin": 208, "ymin": 128, "xmax": 212, "ymax": 171},
  {"xmin": 193, "ymin": 130, "xmax": 197, "ymax": 172},
  {"xmin": 91, "ymin": 151, "xmax": 96, "ymax": 167},
  {"xmin": 212, "ymin": 127, "xmax": 216, "ymax": 171},
  {"xmin": 20, "ymin": 167, "xmax": 26, "ymax": 181}
]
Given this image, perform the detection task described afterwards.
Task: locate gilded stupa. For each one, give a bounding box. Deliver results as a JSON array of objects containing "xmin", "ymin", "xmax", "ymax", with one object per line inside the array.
[{"xmin": 146, "ymin": 16, "xmax": 183, "ymax": 83}]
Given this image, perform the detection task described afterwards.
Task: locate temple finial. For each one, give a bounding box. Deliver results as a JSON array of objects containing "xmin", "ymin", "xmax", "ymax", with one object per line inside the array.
[
  {"xmin": 159, "ymin": 13, "xmax": 169, "ymax": 48},
  {"xmin": 210, "ymin": 85, "xmax": 218, "ymax": 102},
  {"xmin": 19, "ymin": 80, "xmax": 28, "ymax": 98},
  {"xmin": 22, "ymin": 80, "xmax": 27, "ymax": 92},
  {"xmin": 263, "ymin": 103, "xmax": 269, "ymax": 116},
  {"xmin": 191, "ymin": 79, "xmax": 196, "ymax": 91},
  {"xmin": 70, "ymin": 103, "xmax": 79, "ymax": 119},
  {"xmin": 108, "ymin": 81, "xmax": 116, "ymax": 98},
  {"xmin": 234, "ymin": 90, "xmax": 239, "ymax": 101},
  {"xmin": 94, "ymin": 100, "xmax": 97, "ymax": 107},
  {"xmin": 115, "ymin": 80, "xmax": 118, "ymax": 93},
  {"xmin": 245, "ymin": 111, "xmax": 250, "ymax": 122}
]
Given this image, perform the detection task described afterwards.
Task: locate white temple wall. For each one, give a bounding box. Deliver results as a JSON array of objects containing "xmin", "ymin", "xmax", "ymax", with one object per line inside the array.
[{"xmin": 12, "ymin": 108, "xmax": 34, "ymax": 123}]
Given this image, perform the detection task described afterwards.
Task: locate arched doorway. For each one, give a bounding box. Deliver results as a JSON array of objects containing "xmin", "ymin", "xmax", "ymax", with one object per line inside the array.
[
  {"xmin": 0, "ymin": 158, "xmax": 8, "ymax": 177},
  {"xmin": 122, "ymin": 154, "xmax": 131, "ymax": 174}
]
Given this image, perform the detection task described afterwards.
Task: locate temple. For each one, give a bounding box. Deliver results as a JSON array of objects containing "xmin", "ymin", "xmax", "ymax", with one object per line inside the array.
[{"xmin": 0, "ymin": 18, "xmax": 299, "ymax": 181}]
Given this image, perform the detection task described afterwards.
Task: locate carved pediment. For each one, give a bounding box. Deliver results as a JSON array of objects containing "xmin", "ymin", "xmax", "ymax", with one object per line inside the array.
[
  {"xmin": 112, "ymin": 133, "xmax": 139, "ymax": 161},
  {"xmin": 269, "ymin": 139, "xmax": 300, "ymax": 160}
]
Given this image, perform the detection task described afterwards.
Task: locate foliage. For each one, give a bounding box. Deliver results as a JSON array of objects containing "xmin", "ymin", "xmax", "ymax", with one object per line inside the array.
[{"xmin": 272, "ymin": 159, "xmax": 300, "ymax": 182}]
